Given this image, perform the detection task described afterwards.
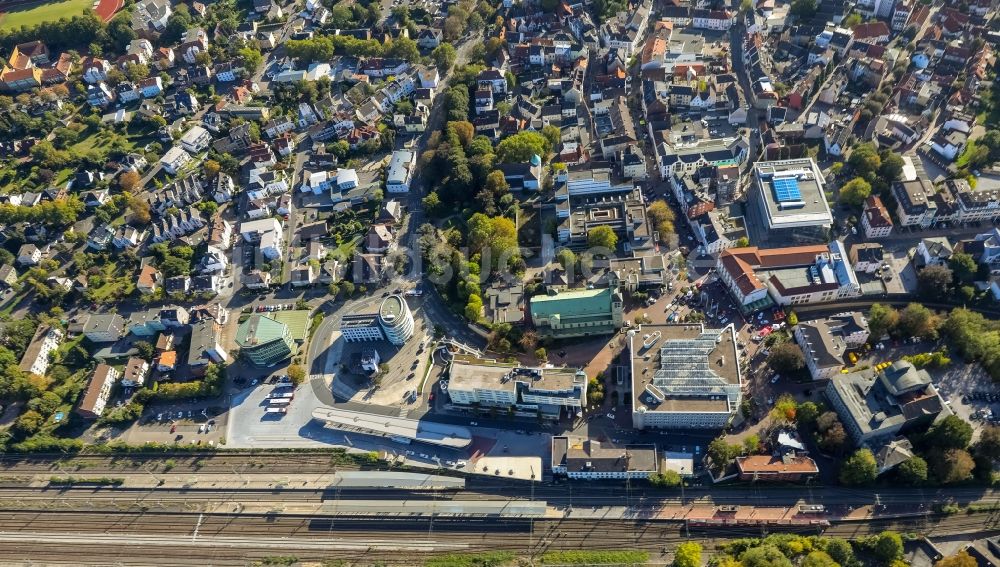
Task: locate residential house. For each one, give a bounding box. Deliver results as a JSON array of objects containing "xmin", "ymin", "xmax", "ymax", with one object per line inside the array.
[
  {"xmin": 159, "ymin": 147, "xmax": 193, "ymax": 175},
  {"xmin": 131, "ymin": 0, "xmax": 172, "ymax": 31},
  {"xmin": 364, "ymin": 224, "xmax": 395, "ymax": 253},
  {"xmin": 386, "ymin": 150, "xmax": 416, "ymax": 193},
  {"xmin": 122, "ymin": 357, "xmax": 149, "ymax": 387},
  {"xmin": 850, "ymin": 243, "xmax": 885, "ymax": 274},
  {"xmin": 240, "ymin": 218, "xmax": 284, "ymax": 260},
  {"xmin": 180, "ymin": 125, "xmax": 212, "ymax": 154},
  {"xmin": 916, "ymin": 237, "xmax": 953, "ymax": 267},
  {"xmin": 137, "ymin": 264, "xmax": 161, "ymax": 294},
  {"xmin": 17, "ymin": 244, "xmax": 41, "ymax": 266},
  {"xmin": 86, "ymin": 82, "xmax": 115, "ymax": 107},
  {"xmin": 551, "ymin": 437, "xmax": 658, "ymax": 480},
  {"xmin": 417, "ymin": 28, "xmax": 442, "ymax": 49},
  {"xmin": 891, "ymin": 179, "xmax": 937, "ymax": 229},
  {"xmin": 81, "ymin": 57, "xmax": 110, "ymax": 84},
  {"xmin": 861, "ymin": 195, "xmax": 894, "ymax": 239},
  {"xmin": 138, "ymin": 76, "xmax": 163, "ymax": 98},
  {"xmin": 0, "ymin": 264, "xmax": 18, "ymax": 288}
]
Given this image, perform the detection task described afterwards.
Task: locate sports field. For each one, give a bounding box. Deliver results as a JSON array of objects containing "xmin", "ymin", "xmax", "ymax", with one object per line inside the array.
[{"xmin": 0, "ymin": 0, "xmax": 93, "ymax": 31}]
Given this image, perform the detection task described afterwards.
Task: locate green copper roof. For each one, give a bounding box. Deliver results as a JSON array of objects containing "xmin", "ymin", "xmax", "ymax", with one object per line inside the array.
[
  {"xmin": 530, "ymin": 288, "xmax": 613, "ymax": 318},
  {"xmin": 235, "ymin": 314, "xmax": 288, "ymax": 347}
]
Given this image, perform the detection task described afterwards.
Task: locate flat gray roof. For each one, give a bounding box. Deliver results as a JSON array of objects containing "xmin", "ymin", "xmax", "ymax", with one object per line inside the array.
[
  {"xmin": 754, "ymin": 159, "xmax": 833, "ymax": 229},
  {"xmin": 312, "ymin": 407, "xmax": 472, "ymax": 448}
]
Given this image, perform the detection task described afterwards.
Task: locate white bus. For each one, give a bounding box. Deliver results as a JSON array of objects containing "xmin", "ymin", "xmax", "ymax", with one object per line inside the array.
[
  {"xmin": 268, "ymin": 398, "xmax": 291, "ymax": 407},
  {"xmin": 264, "ymin": 407, "xmax": 287, "ymax": 414},
  {"xmin": 268, "ymin": 391, "xmax": 294, "ymax": 400}
]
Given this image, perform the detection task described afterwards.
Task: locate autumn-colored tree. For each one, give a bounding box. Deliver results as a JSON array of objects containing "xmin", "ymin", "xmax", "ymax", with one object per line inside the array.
[
  {"xmin": 127, "ymin": 194, "xmax": 151, "ymax": 226},
  {"xmin": 119, "ymin": 171, "xmax": 141, "ymax": 192},
  {"xmin": 203, "ymin": 159, "xmax": 221, "ymax": 179}
]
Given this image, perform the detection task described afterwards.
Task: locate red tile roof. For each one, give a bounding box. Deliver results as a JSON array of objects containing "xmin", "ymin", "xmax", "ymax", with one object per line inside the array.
[{"xmin": 737, "ymin": 455, "xmax": 819, "ymax": 474}]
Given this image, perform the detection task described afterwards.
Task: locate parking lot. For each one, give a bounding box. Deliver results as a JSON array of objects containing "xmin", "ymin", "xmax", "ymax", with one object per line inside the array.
[{"xmin": 112, "ymin": 401, "xmax": 227, "ymax": 447}]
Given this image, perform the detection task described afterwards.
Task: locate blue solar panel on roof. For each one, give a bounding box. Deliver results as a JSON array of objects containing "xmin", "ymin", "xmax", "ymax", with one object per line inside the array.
[{"xmin": 772, "ymin": 177, "xmax": 802, "ymax": 202}]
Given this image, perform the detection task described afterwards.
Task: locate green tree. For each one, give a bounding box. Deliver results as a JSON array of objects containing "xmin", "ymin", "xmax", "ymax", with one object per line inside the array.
[
  {"xmin": 767, "ymin": 343, "xmax": 805, "ymax": 373},
  {"xmin": 796, "ymin": 401, "xmax": 820, "ymax": 427},
  {"xmin": 134, "ymin": 341, "xmax": 154, "ymax": 362},
  {"xmin": 446, "ymin": 85, "xmax": 469, "ymax": 121},
  {"xmin": 869, "ymin": 532, "xmax": 903, "ymax": 564},
  {"xmin": 338, "ymin": 280, "xmax": 355, "ymax": 297},
  {"xmin": 467, "ymin": 213, "xmax": 518, "ymax": 268},
  {"xmin": 556, "ymin": 249, "xmax": 577, "ymax": 271},
  {"xmin": 839, "ymin": 177, "xmax": 872, "ymax": 206},
  {"xmin": 707, "ymin": 436, "xmax": 740, "ymax": 468},
  {"xmin": 674, "ymin": 542, "xmax": 702, "ymax": 567},
  {"xmin": 824, "ymin": 539, "xmax": 854, "ymax": 566},
  {"xmin": 801, "ymin": 551, "xmax": 839, "ymax": 567},
  {"xmin": 848, "ymin": 143, "xmax": 881, "ymax": 177},
  {"xmin": 649, "ymin": 469, "xmax": 682, "ymax": 487},
  {"xmin": 840, "ymin": 449, "xmax": 878, "ymax": 485},
  {"xmin": 926, "ymin": 415, "xmax": 973, "ymax": 450},
  {"xmin": 647, "ymin": 200, "xmax": 676, "ymax": 239},
  {"xmin": 974, "ymin": 424, "xmax": 1000, "ymax": 460},
  {"xmin": 741, "ymin": 545, "xmax": 793, "ymax": 567},
  {"xmin": 897, "ymin": 302, "xmax": 940, "ymax": 339},
  {"xmin": 534, "ymin": 347, "xmax": 547, "ymax": 361},
  {"xmin": 476, "ymin": 169, "xmax": 510, "ymax": 215},
  {"xmin": 933, "ymin": 448, "xmax": 975, "ymax": 483},
  {"xmin": 879, "ymin": 150, "xmax": 905, "ymax": 182},
  {"xmin": 496, "ymin": 130, "xmax": 550, "ymax": 162},
  {"xmin": 587, "ymin": 225, "xmax": 618, "ymax": 250},
  {"xmin": 422, "ymin": 192, "xmax": 442, "ymax": 216},
  {"xmin": 867, "ymin": 303, "xmax": 899, "ymax": 340},
  {"xmin": 541, "ymin": 124, "xmax": 561, "ymax": 151},
  {"xmin": 465, "ymin": 294, "xmax": 483, "ymax": 321},
  {"xmin": 948, "ymin": 252, "xmax": 978, "ymax": 284},
  {"xmin": 387, "ymin": 37, "xmax": 420, "ymax": 62},
  {"xmin": 897, "ymin": 456, "xmax": 928, "ymax": 485}
]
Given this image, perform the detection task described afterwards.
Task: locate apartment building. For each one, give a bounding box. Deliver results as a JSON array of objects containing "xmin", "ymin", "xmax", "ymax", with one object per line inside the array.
[
  {"xmin": 18, "ymin": 326, "xmax": 63, "ymax": 376},
  {"xmin": 891, "ymin": 178, "xmax": 937, "ymax": 228},
  {"xmin": 77, "ymin": 364, "xmax": 121, "ymax": 419}
]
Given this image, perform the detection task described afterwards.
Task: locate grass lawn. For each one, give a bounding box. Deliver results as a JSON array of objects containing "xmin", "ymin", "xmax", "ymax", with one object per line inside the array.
[
  {"xmin": 0, "ymin": 0, "xmax": 93, "ymax": 30},
  {"xmin": 88, "ymin": 263, "xmax": 135, "ymax": 304},
  {"xmin": 332, "ymin": 234, "xmax": 361, "ymax": 261}
]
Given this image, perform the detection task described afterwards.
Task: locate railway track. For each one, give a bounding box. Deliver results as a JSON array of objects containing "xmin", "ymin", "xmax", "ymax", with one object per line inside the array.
[
  {"xmin": 0, "ymin": 452, "xmax": 362, "ymax": 475},
  {"xmin": 0, "ymin": 508, "xmax": 996, "ymax": 565}
]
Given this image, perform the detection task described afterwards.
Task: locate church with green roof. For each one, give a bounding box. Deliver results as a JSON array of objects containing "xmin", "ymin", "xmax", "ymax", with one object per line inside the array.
[{"xmin": 529, "ymin": 287, "xmax": 624, "ymax": 339}]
